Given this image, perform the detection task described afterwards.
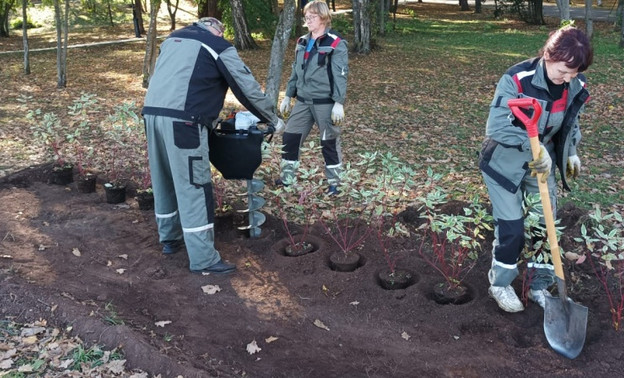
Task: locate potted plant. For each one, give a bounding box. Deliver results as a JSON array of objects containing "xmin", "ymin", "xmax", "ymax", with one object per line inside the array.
[
  {"xmin": 273, "ymin": 186, "xmax": 321, "ymax": 257},
  {"xmin": 134, "ymin": 147, "xmax": 154, "ymax": 210},
  {"xmin": 356, "ymin": 151, "xmax": 418, "ymax": 288},
  {"xmin": 74, "ymin": 144, "xmax": 97, "ymax": 193},
  {"xmin": 316, "ymin": 164, "xmax": 372, "ymax": 272},
  {"xmin": 417, "ymin": 175, "xmax": 492, "ymax": 304},
  {"xmin": 375, "ymin": 214, "xmax": 415, "ymax": 290},
  {"xmin": 29, "ymin": 111, "xmax": 74, "ymax": 185}
]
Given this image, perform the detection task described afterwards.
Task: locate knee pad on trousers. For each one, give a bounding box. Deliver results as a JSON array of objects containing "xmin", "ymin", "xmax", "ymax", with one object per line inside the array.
[
  {"xmin": 282, "ymin": 132, "xmax": 302, "ymax": 161},
  {"xmin": 494, "ymin": 218, "xmax": 525, "ymax": 265},
  {"xmin": 321, "ymin": 138, "xmax": 340, "ymax": 166}
]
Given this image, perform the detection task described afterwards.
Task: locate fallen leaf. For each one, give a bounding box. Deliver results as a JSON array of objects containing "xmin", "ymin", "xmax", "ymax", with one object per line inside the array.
[
  {"xmin": 118, "ymin": 254, "xmax": 128, "ymax": 260},
  {"xmin": 22, "ymin": 335, "xmax": 38, "ymax": 345},
  {"xmin": 246, "ymin": 340, "xmax": 261, "ymax": 355},
  {"xmin": 18, "ymin": 363, "xmax": 34, "ymax": 372},
  {"xmin": 38, "ymin": 245, "xmax": 46, "ymax": 251},
  {"xmin": 201, "ymin": 285, "xmax": 221, "ymax": 295},
  {"xmin": 72, "ymin": 248, "xmax": 81, "ymax": 257},
  {"xmin": 349, "ymin": 301, "xmax": 360, "ymax": 306},
  {"xmin": 401, "ymin": 331, "xmax": 410, "ymax": 340},
  {"xmin": 106, "ymin": 359, "xmax": 127, "ymax": 374},
  {"xmin": 107, "ymin": 260, "xmax": 112, "ymax": 267},
  {"xmin": 154, "ymin": 321, "xmax": 171, "ymax": 327},
  {"xmin": 313, "ymin": 319, "xmax": 330, "ymax": 331},
  {"xmin": 116, "ymin": 269, "xmax": 126, "ymax": 274},
  {"xmin": 576, "ymin": 254, "xmax": 587, "ymax": 264},
  {"xmin": 564, "ymin": 251, "xmax": 581, "ymax": 261},
  {"xmin": 0, "ymin": 359, "xmax": 13, "ymax": 369},
  {"xmin": 265, "ymin": 336, "xmax": 278, "ymax": 343}
]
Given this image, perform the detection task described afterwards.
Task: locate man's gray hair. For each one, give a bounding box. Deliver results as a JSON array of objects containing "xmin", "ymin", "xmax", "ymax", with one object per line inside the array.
[{"xmin": 199, "ymin": 17, "xmax": 224, "ymax": 34}]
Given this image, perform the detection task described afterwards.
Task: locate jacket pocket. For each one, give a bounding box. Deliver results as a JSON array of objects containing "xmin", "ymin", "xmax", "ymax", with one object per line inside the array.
[
  {"xmin": 173, "ymin": 121, "xmax": 200, "ymax": 149},
  {"xmin": 479, "ymin": 138, "xmax": 529, "ymax": 194}
]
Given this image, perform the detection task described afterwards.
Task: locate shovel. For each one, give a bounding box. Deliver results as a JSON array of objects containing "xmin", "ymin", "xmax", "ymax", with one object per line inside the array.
[{"xmin": 508, "ymin": 98, "xmax": 588, "ymax": 359}]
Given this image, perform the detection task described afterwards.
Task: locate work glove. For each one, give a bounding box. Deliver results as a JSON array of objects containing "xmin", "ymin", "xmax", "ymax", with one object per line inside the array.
[
  {"xmin": 528, "ymin": 144, "xmax": 552, "ymax": 184},
  {"xmin": 331, "ymin": 102, "xmax": 344, "ymax": 125},
  {"xmin": 279, "ymin": 97, "xmax": 292, "ymax": 118},
  {"xmin": 566, "ymin": 154, "xmax": 581, "ymax": 179},
  {"xmin": 274, "ymin": 118, "xmax": 285, "ymax": 135}
]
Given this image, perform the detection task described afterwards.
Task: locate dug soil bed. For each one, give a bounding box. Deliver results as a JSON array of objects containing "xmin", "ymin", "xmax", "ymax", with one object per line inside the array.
[{"xmin": 1, "ymin": 165, "xmax": 622, "ymax": 377}]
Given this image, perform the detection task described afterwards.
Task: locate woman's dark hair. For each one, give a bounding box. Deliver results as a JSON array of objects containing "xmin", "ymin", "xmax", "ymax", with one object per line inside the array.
[{"xmin": 539, "ymin": 25, "xmax": 593, "ymax": 72}]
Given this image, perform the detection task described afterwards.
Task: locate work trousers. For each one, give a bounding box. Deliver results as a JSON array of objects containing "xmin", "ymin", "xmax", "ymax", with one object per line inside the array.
[
  {"xmin": 482, "ymin": 144, "xmax": 558, "ymax": 290},
  {"xmin": 280, "ymin": 100, "xmax": 342, "ymax": 185},
  {"xmin": 144, "ymin": 114, "xmax": 221, "ymax": 271}
]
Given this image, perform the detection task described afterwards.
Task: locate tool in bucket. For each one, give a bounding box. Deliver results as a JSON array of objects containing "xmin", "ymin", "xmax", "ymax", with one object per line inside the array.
[
  {"xmin": 208, "ymin": 111, "xmax": 275, "ymax": 238},
  {"xmin": 508, "ymin": 98, "xmax": 588, "ymax": 359}
]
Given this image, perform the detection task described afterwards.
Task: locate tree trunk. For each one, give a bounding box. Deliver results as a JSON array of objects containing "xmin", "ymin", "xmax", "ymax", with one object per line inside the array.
[
  {"xmin": 265, "ymin": 0, "xmax": 296, "ymax": 106},
  {"xmin": 352, "ymin": 0, "xmax": 371, "ymax": 54},
  {"xmin": 459, "ymin": 0, "xmax": 470, "ymax": 11},
  {"xmin": 198, "ymin": 0, "xmax": 221, "ymax": 19},
  {"xmin": 295, "ymin": 0, "xmax": 304, "ymax": 37},
  {"xmin": 527, "ymin": 0, "xmax": 544, "ymax": 24},
  {"xmin": 584, "ymin": 0, "xmax": 593, "ymax": 39},
  {"xmin": 134, "ymin": 0, "xmax": 146, "ymax": 35},
  {"xmin": 165, "ymin": 0, "xmax": 180, "ymax": 30},
  {"xmin": 21, "ymin": 0, "xmax": 29, "ymax": 74},
  {"xmin": 0, "ymin": 0, "xmax": 11, "ymax": 37},
  {"xmin": 619, "ymin": 0, "xmax": 624, "ymax": 48},
  {"xmin": 378, "ymin": 0, "xmax": 388, "ymax": 36},
  {"xmin": 142, "ymin": 0, "xmax": 162, "ymax": 88},
  {"xmin": 555, "ymin": 0, "xmax": 571, "ymax": 22},
  {"xmin": 270, "ymin": 0, "xmax": 279, "ymax": 16},
  {"xmin": 230, "ymin": 0, "xmax": 257, "ymax": 50},
  {"xmin": 475, "ymin": 0, "xmax": 482, "ymax": 13},
  {"xmin": 54, "ymin": 0, "xmax": 68, "ymax": 88},
  {"xmin": 106, "ymin": 0, "xmax": 114, "ymax": 27}
]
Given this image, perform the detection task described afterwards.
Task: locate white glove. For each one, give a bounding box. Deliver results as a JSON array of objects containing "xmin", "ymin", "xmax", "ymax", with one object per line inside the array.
[
  {"xmin": 274, "ymin": 118, "xmax": 285, "ymax": 135},
  {"xmin": 331, "ymin": 102, "xmax": 344, "ymax": 125},
  {"xmin": 279, "ymin": 97, "xmax": 292, "ymax": 117},
  {"xmin": 567, "ymin": 154, "xmax": 581, "ymax": 179},
  {"xmin": 528, "ymin": 144, "xmax": 552, "ymax": 183}
]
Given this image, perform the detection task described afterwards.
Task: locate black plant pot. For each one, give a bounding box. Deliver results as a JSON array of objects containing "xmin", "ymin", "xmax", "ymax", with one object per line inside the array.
[
  {"xmin": 51, "ymin": 165, "xmax": 74, "ymax": 185},
  {"xmin": 377, "ymin": 268, "xmax": 416, "ymax": 290},
  {"xmin": 104, "ymin": 184, "xmax": 126, "ymax": 204},
  {"xmin": 329, "ymin": 251, "xmax": 363, "ymax": 272},
  {"xmin": 76, "ymin": 174, "xmax": 97, "ymax": 193},
  {"xmin": 136, "ymin": 190, "xmax": 154, "ymax": 210}
]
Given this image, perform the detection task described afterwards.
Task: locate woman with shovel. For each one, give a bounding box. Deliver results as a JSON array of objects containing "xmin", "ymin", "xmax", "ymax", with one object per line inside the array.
[{"xmin": 479, "ymin": 26, "xmax": 593, "ymax": 313}]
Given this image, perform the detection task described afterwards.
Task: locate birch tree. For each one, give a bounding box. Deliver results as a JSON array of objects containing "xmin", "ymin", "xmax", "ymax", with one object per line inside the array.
[
  {"xmin": 584, "ymin": 0, "xmax": 593, "ymax": 39},
  {"xmin": 555, "ymin": 0, "xmax": 571, "ymax": 23},
  {"xmin": 352, "ymin": 0, "xmax": 371, "ymax": 54},
  {"xmin": 265, "ymin": 0, "xmax": 296, "ymax": 106},
  {"xmin": 230, "ymin": 0, "xmax": 257, "ymax": 50},
  {"xmin": 53, "ymin": 0, "xmax": 69, "ymax": 88},
  {"xmin": 142, "ymin": 0, "xmax": 162, "ymax": 88},
  {"xmin": 21, "ymin": 0, "xmax": 29, "ymax": 74}
]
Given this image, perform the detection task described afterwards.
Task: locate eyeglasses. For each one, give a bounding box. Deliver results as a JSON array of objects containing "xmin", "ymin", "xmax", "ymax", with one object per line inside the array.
[{"xmin": 304, "ymin": 14, "xmax": 319, "ymax": 22}]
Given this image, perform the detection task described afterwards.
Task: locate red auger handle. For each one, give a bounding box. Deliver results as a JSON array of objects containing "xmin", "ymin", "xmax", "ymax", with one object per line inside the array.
[{"xmin": 507, "ymin": 98, "xmax": 542, "ymax": 138}]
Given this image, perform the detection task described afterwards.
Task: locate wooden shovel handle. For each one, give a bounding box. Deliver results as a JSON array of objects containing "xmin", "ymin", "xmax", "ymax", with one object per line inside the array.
[{"xmin": 508, "ymin": 99, "xmax": 565, "ymax": 281}]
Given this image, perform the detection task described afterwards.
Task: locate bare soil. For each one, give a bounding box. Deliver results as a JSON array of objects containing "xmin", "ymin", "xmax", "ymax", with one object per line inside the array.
[{"xmin": 1, "ymin": 165, "xmax": 623, "ymax": 377}]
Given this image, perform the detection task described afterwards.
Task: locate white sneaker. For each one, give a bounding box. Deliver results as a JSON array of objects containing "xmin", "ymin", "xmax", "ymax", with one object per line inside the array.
[
  {"xmin": 488, "ymin": 285, "xmax": 524, "ymax": 313},
  {"xmin": 528, "ymin": 289, "xmax": 550, "ymax": 309}
]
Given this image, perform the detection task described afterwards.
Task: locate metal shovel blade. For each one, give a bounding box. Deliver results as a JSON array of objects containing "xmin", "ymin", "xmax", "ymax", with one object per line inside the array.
[{"xmin": 543, "ymin": 295, "xmax": 588, "ymax": 359}]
